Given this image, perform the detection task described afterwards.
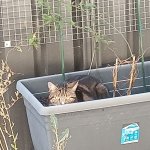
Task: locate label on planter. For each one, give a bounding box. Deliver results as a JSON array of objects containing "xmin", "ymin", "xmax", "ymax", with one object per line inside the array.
[{"xmin": 121, "ymin": 123, "xmax": 140, "ymax": 144}]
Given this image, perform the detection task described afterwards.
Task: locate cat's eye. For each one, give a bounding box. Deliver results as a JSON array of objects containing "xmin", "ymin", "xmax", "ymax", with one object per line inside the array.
[
  {"xmin": 69, "ymin": 96, "xmax": 76, "ymax": 99},
  {"xmin": 49, "ymin": 96, "xmax": 54, "ymax": 99}
]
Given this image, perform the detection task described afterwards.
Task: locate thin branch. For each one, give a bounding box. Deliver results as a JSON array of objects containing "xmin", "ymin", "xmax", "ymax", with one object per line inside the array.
[
  {"xmin": 0, "ymin": 127, "xmax": 9, "ymax": 150},
  {"xmin": 99, "ymin": 15, "xmax": 133, "ymax": 57}
]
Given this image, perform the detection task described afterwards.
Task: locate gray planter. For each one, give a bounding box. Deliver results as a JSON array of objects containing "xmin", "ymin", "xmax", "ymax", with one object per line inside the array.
[{"xmin": 17, "ymin": 61, "xmax": 150, "ymax": 150}]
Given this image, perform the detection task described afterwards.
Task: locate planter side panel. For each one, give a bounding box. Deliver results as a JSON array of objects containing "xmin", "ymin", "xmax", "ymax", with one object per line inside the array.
[
  {"xmin": 24, "ymin": 99, "xmax": 53, "ymax": 150},
  {"xmin": 57, "ymin": 101, "xmax": 150, "ymax": 150},
  {"xmin": 24, "ymin": 95, "xmax": 150, "ymax": 150}
]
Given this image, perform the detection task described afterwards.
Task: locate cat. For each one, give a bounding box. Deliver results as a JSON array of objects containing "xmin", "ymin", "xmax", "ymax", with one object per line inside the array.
[{"xmin": 48, "ymin": 75, "xmax": 109, "ymax": 105}]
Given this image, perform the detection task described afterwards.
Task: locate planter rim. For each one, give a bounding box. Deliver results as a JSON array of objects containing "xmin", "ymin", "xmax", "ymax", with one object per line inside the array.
[{"xmin": 17, "ymin": 79, "xmax": 150, "ymax": 115}]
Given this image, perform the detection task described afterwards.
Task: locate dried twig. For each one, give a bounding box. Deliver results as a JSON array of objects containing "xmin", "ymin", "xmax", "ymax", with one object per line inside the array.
[
  {"xmin": 112, "ymin": 55, "xmax": 139, "ymax": 97},
  {"xmin": 0, "ymin": 61, "xmax": 21, "ymax": 150},
  {"xmin": 127, "ymin": 56, "xmax": 137, "ymax": 95},
  {"xmin": 113, "ymin": 58, "xmax": 119, "ymax": 97},
  {"xmin": 50, "ymin": 114, "xmax": 70, "ymax": 150}
]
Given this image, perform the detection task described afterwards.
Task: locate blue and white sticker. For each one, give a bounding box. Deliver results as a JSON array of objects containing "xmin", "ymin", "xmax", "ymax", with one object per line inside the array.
[{"xmin": 121, "ymin": 123, "xmax": 140, "ymax": 144}]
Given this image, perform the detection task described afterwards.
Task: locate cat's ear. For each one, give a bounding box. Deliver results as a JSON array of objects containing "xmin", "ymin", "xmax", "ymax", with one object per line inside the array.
[
  {"xmin": 48, "ymin": 82, "xmax": 58, "ymax": 92},
  {"xmin": 67, "ymin": 81, "xmax": 78, "ymax": 92}
]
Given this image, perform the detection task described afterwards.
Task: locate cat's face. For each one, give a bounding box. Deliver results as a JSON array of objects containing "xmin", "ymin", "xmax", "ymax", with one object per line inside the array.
[{"xmin": 48, "ymin": 81, "xmax": 78, "ymax": 105}]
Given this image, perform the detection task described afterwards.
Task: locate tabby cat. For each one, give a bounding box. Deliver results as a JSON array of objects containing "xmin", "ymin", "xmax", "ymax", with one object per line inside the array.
[{"xmin": 48, "ymin": 75, "xmax": 109, "ymax": 105}]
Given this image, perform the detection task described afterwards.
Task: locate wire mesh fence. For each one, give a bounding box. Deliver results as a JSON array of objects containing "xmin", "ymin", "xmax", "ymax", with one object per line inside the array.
[{"xmin": 0, "ymin": 0, "xmax": 150, "ymax": 48}]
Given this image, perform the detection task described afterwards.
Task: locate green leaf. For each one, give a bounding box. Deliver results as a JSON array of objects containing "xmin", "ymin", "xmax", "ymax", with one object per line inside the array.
[
  {"xmin": 66, "ymin": 3, "xmax": 72, "ymax": 12},
  {"xmin": 59, "ymin": 128, "xmax": 70, "ymax": 143},
  {"xmin": 79, "ymin": 2, "xmax": 95, "ymax": 11},
  {"xmin": 85, "ymin": 3, "xmax": 95, "ymax": 10},
  {"xmin": 11, "ymin": 144, "xmax": 15, "ymax": 149},
  {"xmin": 50, "ymin": 114, "xmax": 58, "ymax": 129},
  {"xmin": 42, "ymin": 14, "xmax": 53, "ymax": 25},
  {"xmin": 29, "ymin": 34, "xmax": 39, "ymax": 48},
  {"xmin": 37, "ymin": 0, "xmax": 44, "ymax": 7},
  {"xmin": 11, "ymin": 144, "xmax": 18, "ymax": 150},
  {"xmin": 14, "ymin": 133, "xmax": 18, "ymax": 142},
  {"xmin": 15, "ymin": 46, "xmax": 22, "ymax": 52},
  {"xmin": 70, "ymin": 20, "xmax": 75, "ymax": 27}
]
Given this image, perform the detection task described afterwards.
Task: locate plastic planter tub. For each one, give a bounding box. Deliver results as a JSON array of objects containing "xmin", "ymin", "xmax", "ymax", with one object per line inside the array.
[{"xmin": 17, "ymin": 62, "xmax": 150, "ymax": 150}]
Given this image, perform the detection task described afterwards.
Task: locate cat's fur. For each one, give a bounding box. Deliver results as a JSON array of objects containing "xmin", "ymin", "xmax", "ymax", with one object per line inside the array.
[{"xmin": 48, "ymin": 75, "xmax": 109, "ymax": 105}]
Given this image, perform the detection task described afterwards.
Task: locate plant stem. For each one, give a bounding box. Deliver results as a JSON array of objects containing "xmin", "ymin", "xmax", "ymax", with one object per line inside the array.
[
  {"xmin": 0, "ymin": 140, "xmax": 5, "ymax": 150},
  {"xmin": 3, "ymin": 97, "xmax": 18, "ymax": 150},
  {"xmin": 0, "ymin": 126, "xmax": 9, "ymax": 150},
  {"xmin": 136, "ymin": 0, "xmax": 147, "ymax": 91},
  {"xmin": 55, "ymin": 127, "xmax": 60, "ymax": 150},
  {"xmin": 88, "ymin": 45, "xmax": 96, "ymax": 75},
  {"xmin": 60, "ymin": 29, "xmax": 65, "ymax": 81},
  {"xmin": 58, "ymin": 0, "xmax": 65, "ymax": 81}
]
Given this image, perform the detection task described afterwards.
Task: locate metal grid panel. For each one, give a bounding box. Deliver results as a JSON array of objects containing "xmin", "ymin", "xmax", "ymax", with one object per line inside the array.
[
  {"xmin": 0, "ymin": 0, "xmax": 150, "ymax": 48},
  {"xmin": 1, "ymin": 0, "xmax": 33, "ymax": 47}
]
